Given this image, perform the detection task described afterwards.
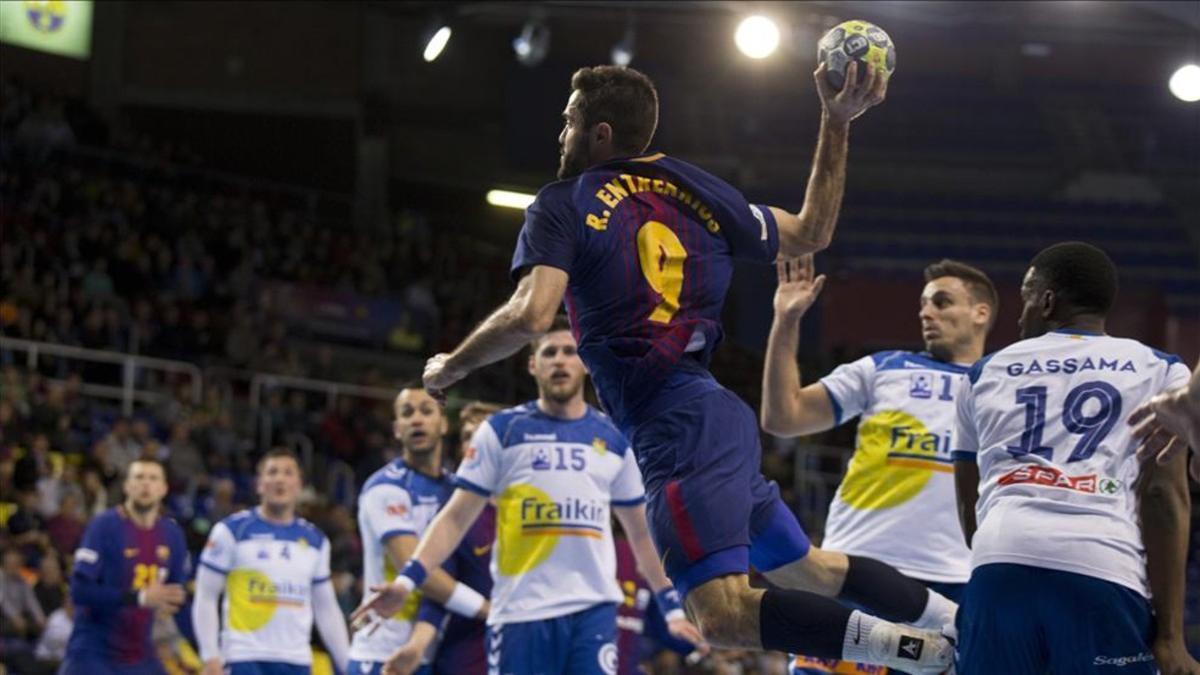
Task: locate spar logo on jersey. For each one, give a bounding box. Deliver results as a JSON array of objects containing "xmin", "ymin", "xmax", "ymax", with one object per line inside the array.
[
  {"xmin": 997, "ymin": 465, "xmax": 1099, "ymax": 493},
  {"xmin": 385, "ymin": 503, "xmax": 409, "ymax": 517}
]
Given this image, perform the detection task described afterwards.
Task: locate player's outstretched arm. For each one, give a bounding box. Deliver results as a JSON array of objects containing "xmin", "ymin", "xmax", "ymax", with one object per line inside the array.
[
  {"xmin": 770, "ymin": 61, "xmax": 887, "ymax": 260},
  {"xmin": 761, "ymin": 256, "xmax": 836, "ymax": 437},
  {"xmin": 1130, "ymin": 360, "xmax": 1200, "ymax": 472},
  {"xmin": 351, "ymin": 489, "xmax": 490, "ymax": 630},
  {"xmin": 1138, "ymin": 452, "xmax": 1199, "ymax": 675},
  {"xmin": 613, "ymin": 503, "xmax": 708, "ymax": 654},
  {"xmin": 424, "ymin": 266, "xmax": 567, "ymax": 397}
]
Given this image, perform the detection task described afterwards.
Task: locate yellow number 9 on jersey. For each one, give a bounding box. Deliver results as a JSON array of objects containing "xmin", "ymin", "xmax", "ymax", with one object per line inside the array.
[{"xmin": 636, "ymin": 221, "xmax": 687, "ymax": 324}]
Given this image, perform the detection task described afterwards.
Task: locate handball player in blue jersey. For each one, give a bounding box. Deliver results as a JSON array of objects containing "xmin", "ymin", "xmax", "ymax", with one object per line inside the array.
[
  {"xmin": 419, "ymin": 63, "xmax": 953, "ymax": 671},
  {"xmin": 60, "ymin": 458, "xmax": 189, "ymax": 675}
]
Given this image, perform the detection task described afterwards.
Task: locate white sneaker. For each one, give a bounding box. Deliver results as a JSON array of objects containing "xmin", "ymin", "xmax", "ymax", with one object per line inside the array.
[{"xmin": 867, "ymin": 624, "xmax": 954, "ymax": 675}]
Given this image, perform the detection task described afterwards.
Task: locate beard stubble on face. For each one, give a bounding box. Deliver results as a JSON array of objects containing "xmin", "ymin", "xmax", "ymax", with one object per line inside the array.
[{"xmin": 557, "ymin": 134, "xmax": 590, "ymax": 180}]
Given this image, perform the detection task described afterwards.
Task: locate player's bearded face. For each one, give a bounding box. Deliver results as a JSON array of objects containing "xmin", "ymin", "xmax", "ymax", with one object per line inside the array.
[
  {"xmin": 557, "ymin": 92, "xmax": 591, "ymax": 180},
  {"xmin": 531, "ymin": 331, "xmax": 587, "ymax": 403},
  {"xmin": 394, "ymin": 388, "xmax": 447, "ymax": 456},
  {"xmin": 124, "ymin": 462, "xmax": 167, "ymax": 512}
]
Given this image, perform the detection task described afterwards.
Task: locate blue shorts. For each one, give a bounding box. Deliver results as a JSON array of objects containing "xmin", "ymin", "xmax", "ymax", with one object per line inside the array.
[
  {"xmin": 59, "ymin": 657, "xmax": 167, "ymax": 675},
  {"xmin": 229, "ymin": 663, "xmax": 312, "ymax": 675},
  {"xmin": 486, "ymin": 602, "xmax": 618, "ymax": 675},
  {"xmin": 349, "ymin": 660, "xmax": 431, "ymax": 675},
  {"xmin": 957, "ymin": 563, "xmax": 1155, "ymax": 675},
  {"xmin": 632, "ymin": 387, "xmax": 811, "ymax": 597}
]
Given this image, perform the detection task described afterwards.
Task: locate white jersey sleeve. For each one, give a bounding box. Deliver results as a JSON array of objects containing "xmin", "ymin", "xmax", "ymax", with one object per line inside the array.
[
  {"xmin": 953, "ymin": 376, "xmax": 981, "ymax": 460},
  {"xmin": 455, "ymin": 420, "xmax": 504, "ymax": 495},
  {"xmin": 1164, "ymin": 362, "xmax": 1192, "ymax": 391},
  {"xmin": 819, "ymin": 353, "xmax": 879, "ymax": 424},
  {"xmin": 198, "ymin": 521, "xmax": 236, "ymax": 574},
  {"xmin": 610, "ymin": 446, "xmax": 646, "ymax": 506},
  {"xmin": 359, "ymin": 483, "xmax": 418, "ymax": 541},
  {"xmin": 314, "ymin": 537, "xmax": 332, "ymax": 583}
]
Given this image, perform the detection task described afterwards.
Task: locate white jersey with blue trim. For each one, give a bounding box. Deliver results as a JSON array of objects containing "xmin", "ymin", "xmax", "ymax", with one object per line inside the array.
[
  {"xmin": 455, "ymin": 402, "xmax": 645, "ymax": 626},
  {"xmin": 197, "ymin": 508, "xmax": 331, "ymax": 666},
  {"xmin": 351, "ymin": 459, "xmax": 452, "ymax": 663},
  {"xmin": 818, "ymin": 350, "xmax": 972, "ymax": 583},
  {"xmin": 954, "ymin": 329, "xmax": 1190, "ymax": 596}
]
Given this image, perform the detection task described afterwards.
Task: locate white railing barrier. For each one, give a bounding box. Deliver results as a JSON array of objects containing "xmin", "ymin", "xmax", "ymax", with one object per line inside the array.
[{"xmin": 0, "ymin": 337, "xmax": 202, "ymax": 416}]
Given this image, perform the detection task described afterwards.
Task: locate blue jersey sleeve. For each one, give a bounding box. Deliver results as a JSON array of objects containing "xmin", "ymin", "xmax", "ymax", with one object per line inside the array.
[
  {"xmin": 510, "ymin": 183, "xmax": 578, "ymax": 281},
  {"xmin": 70, "ymin": 516, "xmax": 137, "ymax": 609},
  {"xmin": 724, "ymin": 202, "xmax": 778, "ymax": 263}
]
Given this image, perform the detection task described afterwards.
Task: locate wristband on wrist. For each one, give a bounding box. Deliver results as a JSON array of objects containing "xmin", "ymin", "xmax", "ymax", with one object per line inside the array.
[
  {"xmin": 655, "ymin": 587, "xmax": 685, "ymax": 622},
  {"xmin": 398, "ymin": 559, "xmax": 427, "ymax": 590},
  {"xmin": 136, "ymin": 589, "xmax": 147, "ymax": 607},
  {"xmin": 443, "ymin": 582, "xmax": 487, "ymax": 618}
]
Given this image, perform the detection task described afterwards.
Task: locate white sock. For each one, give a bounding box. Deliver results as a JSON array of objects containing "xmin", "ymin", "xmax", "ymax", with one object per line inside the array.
[
  {"xmin": 914, "ymin": 589, "xmax": 957, "ymax": 630},
  {"xmin": 841, "ymin": 610, "xmax": 883, "ymax": 663}
]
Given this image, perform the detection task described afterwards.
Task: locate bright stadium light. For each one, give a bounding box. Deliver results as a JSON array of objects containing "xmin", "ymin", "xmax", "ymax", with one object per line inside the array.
[
  {"xmin": 487, "ymin": 189, "xmax": 536, "ymax": 210},
  {"xmin": 513, "ymin": 18, "xmax": 550, "ymax": 67},
  {"xmin": 611, "ymin": 24, "xmax": 635, "ymax": 67},
  {"xmin": 1168, "ymin": 64, "xmax": 1200, "ymax": 102},
  {"xmin": 735, "ymin": 15, "xmax": 780, "ymax": 59},
  {"xmin": 422, "ymin": 25, "xmax": 452, "ymax": 62}
]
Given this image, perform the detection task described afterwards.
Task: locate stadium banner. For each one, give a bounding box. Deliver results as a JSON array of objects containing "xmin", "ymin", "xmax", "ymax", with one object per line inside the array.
[
  {"xmin": 0, "ymin": 1, "xmax": 93, "ymax": 60},
  {"xmin": 257, "ymin": 281, "xmax": 430, "ymax": 352}
]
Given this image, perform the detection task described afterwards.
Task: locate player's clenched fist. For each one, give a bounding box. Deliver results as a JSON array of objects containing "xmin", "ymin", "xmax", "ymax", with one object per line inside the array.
[
  {"xmin": 423, "ymin": 353, "xmax": 465, "ymax": 399},
  {"xmin": 774, "ymin": 255, "xmax": 827, "ymax": 319}
]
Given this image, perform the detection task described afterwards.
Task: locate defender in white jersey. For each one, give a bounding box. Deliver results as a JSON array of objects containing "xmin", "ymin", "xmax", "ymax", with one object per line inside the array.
[
  {"xmin": 762, "ymin": 257, "xmax": 997, "ymax": 674},
  {"xmin": 953, "ymin": 242, "xmax": 1197, "ymax": 675},
  {"xmin": 349, "ymin": 387, "xmax": 490, "ymax": 675},
  {"xmin": 194, "ymin": 449, "xmax": 350, "ymax": 675},
  {"xmin": 354, "ymin": 320, "xmax": 703, "ymax": 675}
]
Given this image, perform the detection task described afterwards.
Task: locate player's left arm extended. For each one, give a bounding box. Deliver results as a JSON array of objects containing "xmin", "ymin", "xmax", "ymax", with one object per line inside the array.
[
  {"xmin": 1137, "ymin": 451, "xmax": 1197, "ymax": 671},
  {"xmin": 953, "ymin": 460, "xmax": 980, "ymax": 547},
  {"xmin": 427, "ymin": 266, "xmax": 567, "ymax": 391},
  {"xmin": 769, "ymin": 62, "xmax": 887, "ymax": 259}
]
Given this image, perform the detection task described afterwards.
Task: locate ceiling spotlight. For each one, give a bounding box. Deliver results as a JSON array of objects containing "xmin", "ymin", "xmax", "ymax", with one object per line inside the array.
[
  {"xmin": 422, "ymin": 21, "xmax": 452, "ymax": 63},
  {"xmin": 1168, "ymin": 64, "xmax": 1200, "ymax": 103},
  {"xmin": 611, "ymin": 20, "xmax": 635, "ymax": 67},
  {"xmin": 486, "ymin": 189, "xmax": 536, "ymax": 210},
  {"xmin": 513, "ymin": 18, "xmax": 550, "ymax": 67},
  {"xmin": 735, "ymin": 15, "xmax": 780, "ymax": 60}
]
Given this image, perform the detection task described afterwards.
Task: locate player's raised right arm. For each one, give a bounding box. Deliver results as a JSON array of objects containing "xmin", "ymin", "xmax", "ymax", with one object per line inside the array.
[
  {"xmin": 769, "ymin": 61, "xmax": 886, "ymax": 260},
  {"xmin": 761, "ymin": 256, "xmax": 836, "ymax": 437}
]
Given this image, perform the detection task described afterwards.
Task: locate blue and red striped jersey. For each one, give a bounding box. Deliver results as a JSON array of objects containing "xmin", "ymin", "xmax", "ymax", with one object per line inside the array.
[
  {"xmin": 66, "ymin": 506, "xmax": 189, "ymax": 665},
  {"xmin": 511, "ymin": 153, "xmax": 779, "ymax": 434}
]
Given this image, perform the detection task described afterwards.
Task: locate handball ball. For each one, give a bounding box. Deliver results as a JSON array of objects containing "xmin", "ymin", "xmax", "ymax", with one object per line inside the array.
[{"xmin": 817, "ymin": 20, "xmax": 895, "ymax": 91}]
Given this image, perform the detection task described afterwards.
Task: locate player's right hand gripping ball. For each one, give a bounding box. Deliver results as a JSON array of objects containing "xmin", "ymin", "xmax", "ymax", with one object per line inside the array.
[{"xmin": 818, "ymin": 20, "xmax": 896, "ymax": 91}]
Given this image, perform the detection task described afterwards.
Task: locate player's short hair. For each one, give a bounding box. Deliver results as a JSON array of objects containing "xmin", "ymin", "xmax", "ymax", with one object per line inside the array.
[
  {"xmin": 126, "ymin": 457, "xmax": 167, "ymax": 481},
  {"xmin": 1029, "ymin": 242, "xmax": 1118, "ymax": 315},
  {"xmin": 530, "ymin": 315, "xmax": 573, "ymax": 352},
  {"xmin": 924, "ymin": 259, "xmax": 999, "ymax": 327},
  {"xmin": 570, "ymin": 66, "xmax": 659, "ymax": 155},
  {"xmin": 459, "ymin": 401, "xmax": 503, "ymax": 432},
  {"xmin": 256, "ymin": 447, "xmax": 303, "ymax": 477}
]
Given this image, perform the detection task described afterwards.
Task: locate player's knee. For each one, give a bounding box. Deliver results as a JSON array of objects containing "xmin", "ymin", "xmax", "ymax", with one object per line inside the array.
[
  {"xmin": 763, "ymin": 547, "xmax": 847, "ymax": 597},
  {"xmin": 685, "ymin": 577, "xmax": 761, "ymax": 648}
]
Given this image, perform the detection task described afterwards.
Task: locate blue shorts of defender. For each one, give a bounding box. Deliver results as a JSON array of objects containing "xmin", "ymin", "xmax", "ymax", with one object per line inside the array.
[
  {"xmin": 59, "ymin": 658, "xmax": 167, "ymax": 675},
  {"xmin": 486, "ymin": 602, "xmax": 617, "ymax": 675},
  {"xmin": 789, "ymin": 581, "xmax": 965, "ymax": 675},
  {"xmin": 632, "ymin": 387, "xmax": 812, "ymax": 597},
  {"xmin": 349, "ymin": 660, "xmax": 431, "ymax": 675},
  {"xmin": 228, "ymin": 663, "xmax": 315, "ymax": 675},
  {"xmin": 957, "ymin": 563, "xmax": 1155, "ymax": 675}
]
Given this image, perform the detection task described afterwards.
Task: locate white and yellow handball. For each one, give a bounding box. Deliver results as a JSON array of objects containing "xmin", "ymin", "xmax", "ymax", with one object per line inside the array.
[{"xmin": 817, "ymin": 20, "xmax": 896, "ymax": 91}]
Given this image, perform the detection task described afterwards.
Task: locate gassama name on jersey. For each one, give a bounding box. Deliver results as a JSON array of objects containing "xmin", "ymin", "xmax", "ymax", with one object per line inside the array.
[{"xmin": 1005, "ymin": 357, "xmax": 1136, "ymax": 377}]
